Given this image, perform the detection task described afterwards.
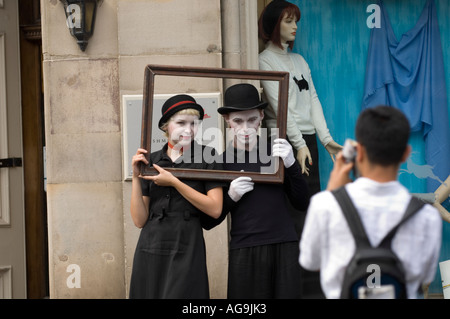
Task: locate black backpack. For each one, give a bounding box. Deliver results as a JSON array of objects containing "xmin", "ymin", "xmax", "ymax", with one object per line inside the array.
[{"xmin": 332, "ymin": 186, "xmax": 425, "ymax": 299}]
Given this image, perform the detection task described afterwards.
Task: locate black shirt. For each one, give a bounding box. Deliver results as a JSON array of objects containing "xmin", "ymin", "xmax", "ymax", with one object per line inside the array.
[
  {"xmin": 220, "ymin": 139, "xmax": 310, "ymax": 249},
  {"xmin": 141, "ymin": 141, "xmax": 225, "ymax": 229}
]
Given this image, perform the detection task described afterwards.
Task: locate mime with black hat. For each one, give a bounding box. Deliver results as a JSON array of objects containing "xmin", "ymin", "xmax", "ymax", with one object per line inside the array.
[{"xmin": 215, "ymin": 83, "xmax": 310, "ymax": 298}]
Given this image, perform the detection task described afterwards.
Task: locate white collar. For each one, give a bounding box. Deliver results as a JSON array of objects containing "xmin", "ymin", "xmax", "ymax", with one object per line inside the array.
[
  {"xmin": 352, "ymin": 177, "xmax": 404, "ymax": 195},
  {"xmin": 265, "ymin": 41, "xmax": 289, "ymax": 55}
]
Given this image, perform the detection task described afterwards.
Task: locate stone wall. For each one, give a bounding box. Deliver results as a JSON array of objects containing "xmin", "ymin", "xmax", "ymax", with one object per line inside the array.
[{"xmin": 42, "ymin": 0, "xmax": 228, "ymax": 298}]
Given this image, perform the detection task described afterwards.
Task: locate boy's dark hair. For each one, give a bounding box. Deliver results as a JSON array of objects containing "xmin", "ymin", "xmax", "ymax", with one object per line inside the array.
[{"xmin": 355, "ymin": 106, "xmax": 410, "ymax": 166}]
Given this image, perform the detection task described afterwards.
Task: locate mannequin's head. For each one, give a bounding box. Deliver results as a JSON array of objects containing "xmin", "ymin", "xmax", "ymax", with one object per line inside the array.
[{"xmin": 258, "ymin": 0, "xmax": 301, "ymax": 50}]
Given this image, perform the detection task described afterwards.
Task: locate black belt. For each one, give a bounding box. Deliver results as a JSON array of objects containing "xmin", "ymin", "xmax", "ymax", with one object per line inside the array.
[{"xmin": 149, "ymin": 210, "xmax": 199, "ymax": 221}]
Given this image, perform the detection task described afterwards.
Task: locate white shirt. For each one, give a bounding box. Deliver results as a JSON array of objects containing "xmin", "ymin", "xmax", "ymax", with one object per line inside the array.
[
  {"xmin": 299, "ymin": 177, "xmax": 442, "ymax": 299},
  {"xmin": 259, "ymin": 42, "xmax": 332, "ymax": 150}
]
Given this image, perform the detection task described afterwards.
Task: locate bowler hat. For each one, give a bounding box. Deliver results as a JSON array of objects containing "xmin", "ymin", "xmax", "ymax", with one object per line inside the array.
[
  {"xmin": 158, "ymin": 94, "xmax": 204, "ymax": 130},
  {"xmin": 218, "ymin": 83, "xmax": 268, "ymax": 114}
]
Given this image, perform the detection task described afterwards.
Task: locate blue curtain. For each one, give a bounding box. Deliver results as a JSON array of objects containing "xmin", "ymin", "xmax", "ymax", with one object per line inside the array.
[{"xmin": 362, "ymin": 0, "xmax": 449, "ymax": 194}]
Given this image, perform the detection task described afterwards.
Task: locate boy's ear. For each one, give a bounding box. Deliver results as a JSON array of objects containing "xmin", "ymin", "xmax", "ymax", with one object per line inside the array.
[
  {"xmin": 355, "ymin": 142, "xmax": 364, "ymax": 163},
  {"xmin": 401, "ymin": 145, "xmax": 412, "ymax": 163}
]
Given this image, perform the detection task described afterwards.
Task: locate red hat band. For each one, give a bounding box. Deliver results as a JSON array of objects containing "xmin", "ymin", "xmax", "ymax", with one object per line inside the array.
[{"xmin": 163, "ymin": 100, "xmax": 196, "ymax": 115}]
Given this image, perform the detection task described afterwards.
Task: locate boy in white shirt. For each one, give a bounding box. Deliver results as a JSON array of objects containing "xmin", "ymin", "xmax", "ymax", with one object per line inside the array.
[{"xmin": 299, "ymin": 105, "xmax": 442, "ymax": 298}]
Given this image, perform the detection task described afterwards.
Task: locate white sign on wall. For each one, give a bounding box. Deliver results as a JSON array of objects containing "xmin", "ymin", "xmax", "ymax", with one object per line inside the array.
[{"xmin": 122, "ymin": 93, "xmax": 222, "ymax": 180}]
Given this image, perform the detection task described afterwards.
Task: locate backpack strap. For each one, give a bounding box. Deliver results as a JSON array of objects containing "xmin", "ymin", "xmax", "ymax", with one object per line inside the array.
[
  {"xmin": 332, "ymin": 186, "xmax": 371, "ymax": 248},
  {"xmin": 332, "ymin": 187, "xmax": 426, "ymax": 250},
  {"xmin": 378, "ymin": 196, "xmax": 425, "ymax": 249}
]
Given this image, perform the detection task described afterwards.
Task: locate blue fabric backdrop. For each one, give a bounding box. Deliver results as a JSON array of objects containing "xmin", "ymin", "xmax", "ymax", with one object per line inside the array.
[
  {"xmin": 362, "ymin": 0, "xmax": 449, "ymax": 195},
  {"xmin": 291, "ymin": 0, "xmax": 450, "ymax": 295}
]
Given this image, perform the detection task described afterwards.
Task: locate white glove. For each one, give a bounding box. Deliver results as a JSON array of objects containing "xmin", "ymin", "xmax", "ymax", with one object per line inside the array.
[
  {"xmin": 325, "ymin": 140, "xmax": 343, "ymax": 162},
  {"xmin": 297, "ymin": 145, "xmax": 312, "ymax": 175},
  {"xmin": 273, "ymin": 138, "xmax": 296, "ymax": 168},
  {"xmin": 228, "ymin": 176, "xmax": 254, "ymax": 202}
]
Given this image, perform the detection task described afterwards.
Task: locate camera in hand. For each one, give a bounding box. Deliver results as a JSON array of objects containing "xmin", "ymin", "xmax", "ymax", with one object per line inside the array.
[{"xmin": 342, "ymin": 139, "xmax": 357, "ymax": 163}]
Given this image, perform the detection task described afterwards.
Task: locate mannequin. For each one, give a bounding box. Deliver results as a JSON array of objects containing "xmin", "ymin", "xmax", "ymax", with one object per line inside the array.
[{"xmin": 258, "ymin": 0, "xmax": 342, "ymax": 194}]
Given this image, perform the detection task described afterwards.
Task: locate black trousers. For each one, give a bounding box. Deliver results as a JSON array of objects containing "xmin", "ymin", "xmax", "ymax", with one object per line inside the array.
[
  {"xmin": 227, "ymin": 242, "xmax": 302, "ymax": 299},
  {"xmin": 288, "ymin": 134, "xmax": 325, "ymax": 298},
  {"xmin": 298, "ymin": 134, "xmax": 321, "ymax": 195}
]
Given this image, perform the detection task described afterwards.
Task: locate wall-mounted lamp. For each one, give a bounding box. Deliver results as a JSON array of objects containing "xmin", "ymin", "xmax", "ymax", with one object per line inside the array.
[{"xmin": 61, "ymin": 0, "xmax": 99, "ymax": 51}]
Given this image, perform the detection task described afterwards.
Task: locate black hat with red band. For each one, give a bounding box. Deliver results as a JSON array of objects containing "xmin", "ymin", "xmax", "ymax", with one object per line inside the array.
[{"xmin": 158, "ymin": 94, "xmax": 204, "ymax": 130}]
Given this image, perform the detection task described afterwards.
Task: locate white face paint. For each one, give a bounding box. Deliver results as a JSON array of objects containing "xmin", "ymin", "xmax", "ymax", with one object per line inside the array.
[
  {"xmin": 279, "ymin": 13, "xmax": 298, "ymax": 44},
  {"xmin": 225, "ymin": 109, "xmax": 264, "ymax": 150},
  {"xmin": 166, "ymin": 113, "xmax": 200, "ymax": 148}
]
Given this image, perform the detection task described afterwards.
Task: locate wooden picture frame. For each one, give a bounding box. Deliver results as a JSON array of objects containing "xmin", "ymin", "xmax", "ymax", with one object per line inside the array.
[{"xmin": 140, "ymin": 64, "xmax": 289, "ymax": 184}]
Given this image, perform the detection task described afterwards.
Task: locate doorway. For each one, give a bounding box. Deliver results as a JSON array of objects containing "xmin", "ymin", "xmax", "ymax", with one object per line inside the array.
[{"xmin": 19, "ymin": 0, "xmax": 48, "ymax": 299}]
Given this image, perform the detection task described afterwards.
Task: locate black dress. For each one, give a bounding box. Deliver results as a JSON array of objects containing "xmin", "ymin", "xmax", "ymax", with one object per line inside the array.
[{"xmin": 129, "ymin": 142, "xmax": 224, "ymax": 299}]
